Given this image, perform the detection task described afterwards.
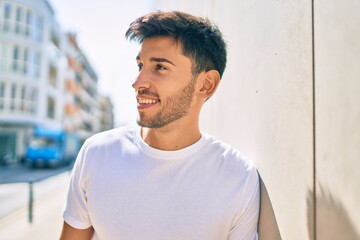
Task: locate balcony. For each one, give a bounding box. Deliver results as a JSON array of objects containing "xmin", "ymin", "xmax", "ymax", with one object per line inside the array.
[{"xmin": 0, "ymin": 18, "xmax": 43, "ymax": 43}]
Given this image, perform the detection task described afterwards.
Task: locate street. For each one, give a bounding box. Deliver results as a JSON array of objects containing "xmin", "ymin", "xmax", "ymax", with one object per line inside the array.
[
  {"xmin": 0, "ymin": 164, "xmax": 73, "ymax": 184},
  {"xmin": 0, "ymin": 165, "xmax": 72, "ymax": 239}
]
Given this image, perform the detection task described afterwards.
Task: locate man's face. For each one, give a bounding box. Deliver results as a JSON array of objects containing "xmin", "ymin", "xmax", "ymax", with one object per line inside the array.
[{"xmin": 132, "ymin": 36, "xmax": 196, "ymax": 128}]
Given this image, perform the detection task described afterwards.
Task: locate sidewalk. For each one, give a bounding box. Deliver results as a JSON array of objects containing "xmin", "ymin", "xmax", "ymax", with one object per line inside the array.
[{"xmin": 0, "ymin": 173, "xmax": 70, "ymax": 240}]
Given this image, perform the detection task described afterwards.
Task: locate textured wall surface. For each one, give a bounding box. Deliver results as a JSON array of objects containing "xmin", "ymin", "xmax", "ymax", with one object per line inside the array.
[
  {"xmin": 204, "ymin": 2, "xmax": 313, "ymax": 239},
  {"xmin": 314, "ymin": 1, "xmax": 360, "ymax": 239},
  {"xmin": 151, "ymin": 1, "xmax": 360, "ymax": 239}
]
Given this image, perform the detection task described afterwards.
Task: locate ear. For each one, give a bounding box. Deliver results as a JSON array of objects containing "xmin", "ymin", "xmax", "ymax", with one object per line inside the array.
[{"xmin": 197, "ymin": 70, "xmax": 220, "ymax": 99}]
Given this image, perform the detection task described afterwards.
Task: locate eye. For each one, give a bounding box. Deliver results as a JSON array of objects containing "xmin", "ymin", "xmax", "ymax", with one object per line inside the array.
[
  {"xmin": 155, "ymin": 64, "xmax": 167, "ymax": 71},
  {"xmin": 137, "ymin": 63, "xmax": 143, "ymax": 71}
]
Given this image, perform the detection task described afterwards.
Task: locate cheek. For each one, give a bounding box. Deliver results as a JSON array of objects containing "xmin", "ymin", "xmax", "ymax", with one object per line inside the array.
[{"xmin": 156, "ymin": 70, "xmax": 194, "ymax": 94}]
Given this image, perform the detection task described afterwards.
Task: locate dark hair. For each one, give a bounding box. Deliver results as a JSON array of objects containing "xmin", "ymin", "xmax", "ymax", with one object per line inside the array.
[{"xmin": 125, "ymin": 10, "xmax": 227, "ymax": 78}]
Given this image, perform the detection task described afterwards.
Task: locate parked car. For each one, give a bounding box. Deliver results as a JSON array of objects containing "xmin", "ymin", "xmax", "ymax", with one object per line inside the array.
[{"xmin": 0, "ymin": 153, "xmax": 12, "ymax": 166}]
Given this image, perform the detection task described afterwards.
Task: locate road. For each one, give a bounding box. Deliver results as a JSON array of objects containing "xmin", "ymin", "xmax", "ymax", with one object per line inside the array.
[
  {"xmin": 0, "ymin": 172, "xmax": 70, "ymax": 239},
  {"xmin": 0, "ymin": 164, "xmax": 72, "ymax": 219},
  {"xmin": 0, "ymin": 164, "xmax": 72, "ymax": 184}
]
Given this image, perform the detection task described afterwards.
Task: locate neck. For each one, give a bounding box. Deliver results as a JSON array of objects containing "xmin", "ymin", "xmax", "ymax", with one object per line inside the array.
[{"xmin": 141, "ymin": 122, "xmax": 201, "ymax": 151}]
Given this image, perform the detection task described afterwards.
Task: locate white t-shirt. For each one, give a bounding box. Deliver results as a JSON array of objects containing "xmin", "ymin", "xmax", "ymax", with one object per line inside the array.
[{"xmin": 63, "ymin": 126, "xmax": 259, "ymax": 240}]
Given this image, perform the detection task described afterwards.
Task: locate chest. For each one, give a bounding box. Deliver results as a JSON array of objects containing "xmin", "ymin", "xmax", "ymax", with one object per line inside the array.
[{"xmin": 84, "ymin": 158, "xmax": 236, "ymax": 240}]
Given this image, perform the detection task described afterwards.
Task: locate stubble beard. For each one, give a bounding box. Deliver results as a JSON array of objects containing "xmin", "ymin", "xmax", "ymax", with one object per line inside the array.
[{"xmin": 137, "ymin": 77, "xmax": 196, "ymax": 129}]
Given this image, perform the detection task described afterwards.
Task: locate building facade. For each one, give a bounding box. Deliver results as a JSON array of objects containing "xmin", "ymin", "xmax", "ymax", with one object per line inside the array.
[
  {"xmin": 0, "ymin": 0, "xmax": 114, "ymax": 164},
  {"xmin": 98, "ymin": 95, "xmax": 114, "ymax": 132},
  {"xmin": 0, "ymin": 0, "xmax": 64, "ymax": 163},
  {"xmin": 62, "ymin": 33, "xmax": 102, "ymax": 143}
]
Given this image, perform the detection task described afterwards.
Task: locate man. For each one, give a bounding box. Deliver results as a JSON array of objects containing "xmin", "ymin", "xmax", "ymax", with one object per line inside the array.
[{"xmin": 60, "ymin": 10, "xmax": 260, "ymax": 239}]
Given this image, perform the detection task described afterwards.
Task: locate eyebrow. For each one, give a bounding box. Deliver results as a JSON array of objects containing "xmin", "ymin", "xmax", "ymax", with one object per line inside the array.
[{"xmin": 136, "ymin": 56, "xmax": 176, "ymax": 66}]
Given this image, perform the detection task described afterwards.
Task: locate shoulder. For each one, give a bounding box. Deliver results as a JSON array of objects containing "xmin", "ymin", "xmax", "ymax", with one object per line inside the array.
[
  {"xmin": 74, "ymin": 126, "xmax": 139, "ymax": 171},
  {"xmin": 202, "ymin": 133, "xmax": 258, "ymax": 176},
  {"xmin": 203, "ymin": 133, "xmax": 254, "ymax": 164},
  {"xmin": 201, "ymin": 134, "xmax": 260, "ymax": 211},
  {"xmin": 83, "ymin": 125, "xmax": 137, "ymax": 150}
]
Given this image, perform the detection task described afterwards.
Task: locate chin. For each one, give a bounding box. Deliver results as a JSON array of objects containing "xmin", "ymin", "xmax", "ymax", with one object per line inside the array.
[{"xmin": 137, "ymin": 117, "xmax": 169, "ymax": 129}]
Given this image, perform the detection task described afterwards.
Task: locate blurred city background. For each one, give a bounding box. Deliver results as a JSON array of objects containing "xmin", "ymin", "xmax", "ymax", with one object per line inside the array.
[{"xmin": 1, "ymin": 0, "xmax": 359, "ymax": 239}]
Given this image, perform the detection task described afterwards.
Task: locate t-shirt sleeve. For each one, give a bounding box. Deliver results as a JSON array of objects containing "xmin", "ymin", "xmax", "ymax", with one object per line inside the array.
[
  {"xmin": 228, "ymin": 166, "xmax": 260, "ymax": 240},
  {"xmin": 62, "ymin": 141, "xmax": 92, "ymax": 229}
]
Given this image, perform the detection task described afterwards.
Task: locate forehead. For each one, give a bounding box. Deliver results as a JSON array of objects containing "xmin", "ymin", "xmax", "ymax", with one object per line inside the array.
[{"xmin": 138, "ymin": 36, "xmax": 184, "ymax": 59}]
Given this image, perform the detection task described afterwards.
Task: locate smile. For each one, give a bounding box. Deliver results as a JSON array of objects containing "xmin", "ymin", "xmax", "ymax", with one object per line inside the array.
[
  {"xmin": 137, "ymin": 97, "xmax": 160, "ymax": 108},
  {"xmin": 138, "ymin": 98, "xmax": 159, "ymax": 104}
]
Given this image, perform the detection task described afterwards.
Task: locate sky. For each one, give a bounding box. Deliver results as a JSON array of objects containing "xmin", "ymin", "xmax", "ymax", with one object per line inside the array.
[{"xmin": 49, "ymin": 0, "xmax": 155, "ymax": 126}]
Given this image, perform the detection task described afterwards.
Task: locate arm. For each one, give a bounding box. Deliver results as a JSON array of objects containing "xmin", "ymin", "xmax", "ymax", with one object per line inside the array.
[
  {"xmin": 257, "ymin": 175, "xmax": 282, "ymax": 240},
  {"xmin": 60, "ymin": 221, "xmax": 94, "ymax": 240},
  {"xmin": 228, "ymin": 168, "xmax": 260, "ymax": 240},
  {"xmin": 62, "ymin": 141, "xmax": 94, "ymax": 239}
]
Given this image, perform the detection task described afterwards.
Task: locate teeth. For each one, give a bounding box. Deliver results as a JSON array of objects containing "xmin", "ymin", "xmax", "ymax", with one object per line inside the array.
[{"xmin": 138, "ymin": 98, "xmax": 159, "ymax": 104}]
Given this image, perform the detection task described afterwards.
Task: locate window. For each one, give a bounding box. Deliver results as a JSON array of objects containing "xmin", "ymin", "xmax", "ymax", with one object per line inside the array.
[
  {"xmin": 74, "ymin": 96, "xmax": 81, "ymax": 106},
  {"xmin": 48, "ymin": 65, "xmax": 57, "ymax": 87},
  {"xmin": 51, "ymin": 32, "xmax": 60, "ymax": 48},
  {"xmin": 15, "ymin": 6, "xmax": 22, "ymax": 34},
  {"xmin": 84, "ymin": 121, "xmax": 93, "ymax": 132},
  {"xmin": 75, "ymin": 73, "xmax": 82, "ymax": 83},
  {"xmin": 30, "ymin": 88, "xmax": 37, "ymax": 114},
  {"xmin": 34, "ymin": 15, "xmax": 43, "ymax": 42},
  {"xmin": 0, "ymin": 83, "xmax": 5, "ymax": 110},
  {"xmin": 12, "ymin": 45, "xmax": 19, "ymax": 72},
  {"xmin": 47, "ymin": 96, "xmax": 55, "ymax": 119},
  {"xmin": 32, "ymin": 51, "xmax": 41, "ymax": 77},
  {"xmin": 0, "ymin": 42, "xmax": 10, "ymax": 72},
  {"xmin": 23, "ymin": 48, "xmax": 28, "ymax": 74},
  {"xmin": 26, "ymin": 10, "xmax": 32, "ymax": 36},
  {"xmin": 10, "ymin": 84, "xmax": 16, "ymax": 111},
  {"xmin": 21, "ymin": 85, "xmax": 26, "ymax": 111},
  {"xmin": 84, "ymin": 103, "xmax": 91, "ymax": 113},
  {"xmin": 3, "ymin": 3, "xmax": 11, "ymax": 32},
  {"xmin": 0, "ymin": 83, "xmax": 5, "ymax": 97},
  {"xmin": 11, "ymin": 84, "xmax": 16, "ymax": 97}
]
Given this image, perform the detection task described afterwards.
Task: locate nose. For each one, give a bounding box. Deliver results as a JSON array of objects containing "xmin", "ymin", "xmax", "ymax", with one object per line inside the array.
[{"xmin": 132, "ymin": 70, "xmax": 151, "ymax": 91}]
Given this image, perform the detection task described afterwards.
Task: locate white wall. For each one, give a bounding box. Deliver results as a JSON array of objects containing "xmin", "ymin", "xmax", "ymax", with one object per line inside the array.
[
  {"xmin": 213, "ymin": 2, "xmax": 313, "ymax": 239},
  {"xmin": 151, "ymin": 1, "xmax": 360, "ymax": 239},
  {"xmin": 315, "ymin": 1, "xmax": 360, "ymax": 239}
]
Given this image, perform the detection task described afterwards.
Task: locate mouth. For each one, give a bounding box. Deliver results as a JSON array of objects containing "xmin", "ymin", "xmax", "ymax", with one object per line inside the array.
[{"xmin": 136, "ymin": 96, "xmax": 160, "ymax": 109}]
